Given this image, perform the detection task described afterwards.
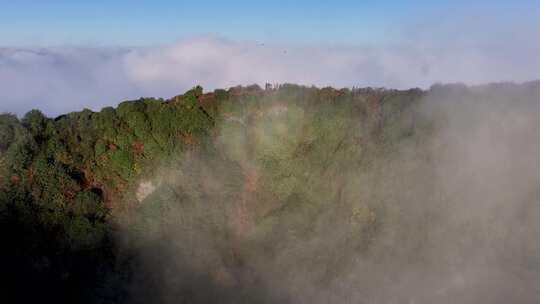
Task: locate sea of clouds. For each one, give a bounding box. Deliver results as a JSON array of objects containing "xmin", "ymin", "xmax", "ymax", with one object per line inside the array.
[{"xmin": 1, "ymin": 26, "xmax": 540, "ymax": 116}]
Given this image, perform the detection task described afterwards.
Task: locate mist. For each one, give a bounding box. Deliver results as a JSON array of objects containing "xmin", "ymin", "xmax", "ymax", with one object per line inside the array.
[
  {"xmin": 107, "ymin": 82, "xmax": 540, "ymax": 303},
  {"xmin": 3, "ymin": 1, "xmax": 540, "ymax": 302}
]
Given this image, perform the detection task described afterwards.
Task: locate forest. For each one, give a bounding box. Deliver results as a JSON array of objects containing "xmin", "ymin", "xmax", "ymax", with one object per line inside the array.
[{"xmin": 2, "ymin": 82, "xmax": 540, "ymax": 303}]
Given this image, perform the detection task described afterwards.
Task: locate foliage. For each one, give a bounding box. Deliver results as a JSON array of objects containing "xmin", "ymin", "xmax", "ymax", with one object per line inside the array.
[
  {"xmin": 0, "ymin": 84, "xmax": 429, "ymax": 303},
  {"xmin": 0, "ymin": 113, "xmax": 19, "ymax": 151}
]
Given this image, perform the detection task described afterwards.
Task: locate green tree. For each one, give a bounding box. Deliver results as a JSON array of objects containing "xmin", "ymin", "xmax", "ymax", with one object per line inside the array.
[
  {"xmin": 0, "ymin": 113, "xmax": 19, "ymax": 152},
  {"xmin": 22, "ymin": 109, "xmax": 48, "ymax": 139}
]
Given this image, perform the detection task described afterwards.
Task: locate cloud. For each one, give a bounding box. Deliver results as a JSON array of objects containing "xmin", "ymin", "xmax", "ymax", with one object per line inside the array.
[
  {"xmin": 0, "ymin": 47, "xmax": 140, "ymax": 116},
  {"xmin": 1, "ymin": 32, "xmax": 540, "ymax": 116}
]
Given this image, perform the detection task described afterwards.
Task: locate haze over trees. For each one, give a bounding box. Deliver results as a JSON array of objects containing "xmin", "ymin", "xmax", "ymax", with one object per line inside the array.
[{"xmin": 2, "ymin": 82, "xmax": 540, "ymax": 303}]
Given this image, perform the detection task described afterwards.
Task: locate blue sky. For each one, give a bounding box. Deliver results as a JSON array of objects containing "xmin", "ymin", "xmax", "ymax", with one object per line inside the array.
[{"xmin": 1, "ymin": 0, "xmax": 538, "ymax": 46}]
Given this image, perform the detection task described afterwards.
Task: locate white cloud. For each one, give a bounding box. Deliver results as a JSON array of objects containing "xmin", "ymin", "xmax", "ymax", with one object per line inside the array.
[{"xmin": 1, "ymin": 33, "xmax": 539, "ymax": 116}]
